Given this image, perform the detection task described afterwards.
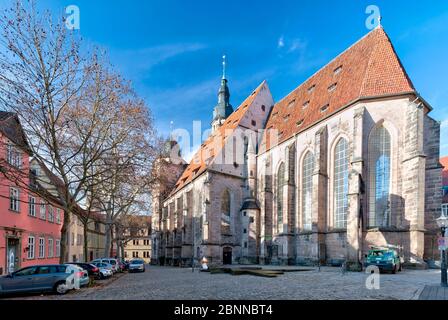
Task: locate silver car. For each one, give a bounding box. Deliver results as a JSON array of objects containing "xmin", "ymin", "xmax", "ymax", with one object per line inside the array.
[
  {"xmin": 128, "ymin": 259, "xmax": 145, "ymax": 273},
  {"xmin": 0, "ymin": 265, "xmax": 75, "ymax": 296},
  {"xmin": 91, "ymin": 258, "xmax": 119, "ymax": 273},
  {"xmin": 90, "ymin": 262, "xmax": 113, "ymax": 279}
]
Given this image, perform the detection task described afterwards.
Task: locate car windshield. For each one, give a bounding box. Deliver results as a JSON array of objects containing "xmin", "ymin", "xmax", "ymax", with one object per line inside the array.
[
  {"xmin": 131, "ymin": 260, "xmax": 144, "ymax": 264},
  {"xmin": 369, "ymin": 251, "xmax": 386, "ymax": 257}
]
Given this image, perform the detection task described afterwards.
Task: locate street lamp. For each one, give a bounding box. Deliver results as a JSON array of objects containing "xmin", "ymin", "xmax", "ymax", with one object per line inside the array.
[{"xmin": 436, "ymin": 212, "xmax": 448, "ymax": 287}]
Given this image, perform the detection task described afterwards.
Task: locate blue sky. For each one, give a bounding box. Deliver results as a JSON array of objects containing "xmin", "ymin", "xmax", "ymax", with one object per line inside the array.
[{"xmin": 4, "ymin": 0, "xmax": 448, "ymax": 157}]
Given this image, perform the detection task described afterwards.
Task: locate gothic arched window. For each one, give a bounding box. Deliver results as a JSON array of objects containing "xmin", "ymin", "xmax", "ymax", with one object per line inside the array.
[
  {"xmin": 333, "ymin": 138, "xmax": 349, "ymax": 228},
  {"xmin": 221, "ymin": 190, "xmax": 231, "ymax": 234},
  {"xmin": 302, "ymin": 152, "xmax": 314, "ymax": 231},
  {"xmin": 368, "ymin": 125, "xmax": 391, "ymax": 227},
  {"xmin": 276, "ymin": 163, "xmax": 285, "ymax": 233}
]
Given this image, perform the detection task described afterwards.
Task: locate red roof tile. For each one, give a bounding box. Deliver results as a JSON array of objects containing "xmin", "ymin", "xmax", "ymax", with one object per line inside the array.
[
  {"xmin": 441, "ymin": 156, "xmax": 448, "ymax": 187},
  {"xmin": 169, "ymin": 81, "xmax": 267, "ymax": 195},
  {"xmin": 262, "ymin": 27, "xmax": 415, "ymax": 150}
]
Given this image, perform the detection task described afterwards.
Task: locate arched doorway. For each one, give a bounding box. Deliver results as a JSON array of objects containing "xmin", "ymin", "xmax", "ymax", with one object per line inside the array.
[{"xmin": 223, "ymin": 247, "xmax": 232, "ymax": 265}]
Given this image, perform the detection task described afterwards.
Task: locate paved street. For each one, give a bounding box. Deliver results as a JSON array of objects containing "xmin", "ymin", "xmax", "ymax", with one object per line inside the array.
[{"xmin": 4, "ymin": 265, "xmax": 443, "ymax": 300}]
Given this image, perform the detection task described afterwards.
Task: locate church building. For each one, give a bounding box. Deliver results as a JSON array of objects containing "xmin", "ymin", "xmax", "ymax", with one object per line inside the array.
[{"xmin": 150, "ymin": 26, "xmax": 443, "ymax": 270}]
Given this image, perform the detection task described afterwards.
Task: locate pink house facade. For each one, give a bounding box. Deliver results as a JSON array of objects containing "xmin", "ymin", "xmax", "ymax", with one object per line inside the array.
[{"xmin": 0, "ymin": 112, "xmax": 64, "ymax": 275}]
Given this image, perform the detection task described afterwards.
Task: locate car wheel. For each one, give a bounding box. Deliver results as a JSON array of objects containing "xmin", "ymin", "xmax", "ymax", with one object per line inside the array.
[
  {"xmin": 392, "ymin": 265, "xmax": 397, "ymax": 274},
  {"xmin": 54, "ymin": 282, "xmax": 69, "ymax": 295}
]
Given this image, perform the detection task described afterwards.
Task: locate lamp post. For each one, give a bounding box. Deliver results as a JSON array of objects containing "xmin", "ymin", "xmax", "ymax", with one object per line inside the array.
[{"xmin": 436, "ymin": 212, "xmax": 448, "ymax": 287}]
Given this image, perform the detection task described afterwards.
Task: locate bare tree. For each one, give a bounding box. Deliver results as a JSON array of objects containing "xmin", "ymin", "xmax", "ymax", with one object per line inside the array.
[{"xmin": 0, "ymin": 1, "xmax": 159, "ymax": 262}]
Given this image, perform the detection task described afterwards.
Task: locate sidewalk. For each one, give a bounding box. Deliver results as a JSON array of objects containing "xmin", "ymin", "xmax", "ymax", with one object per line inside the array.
[{"xmin": 419, "ymin": 286, "xmax": 448, "ymax": 300}]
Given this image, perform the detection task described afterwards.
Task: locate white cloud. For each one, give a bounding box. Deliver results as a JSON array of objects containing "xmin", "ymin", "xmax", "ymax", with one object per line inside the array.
[
  {"xmin": 277, "ymin": 36, "xmax": 285, "ymax": 49},
  {"xmin": 441, "ymin": 118, "xmax": 448, "ymax": 129},
  {"xmin": 111, "ymin": 42, "xmax": 207, "ymax": 76},
  {"xmin": 287, "ymin": 38, "xmax": 307, "ymax": 53}
]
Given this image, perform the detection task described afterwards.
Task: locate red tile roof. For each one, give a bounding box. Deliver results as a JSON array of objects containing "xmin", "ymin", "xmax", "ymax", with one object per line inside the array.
[
  {"xmin": 0, "ymin": 112, "xmax": 33, "ymax": 154},
  {"xmin": 441, "ymin": 156, "xmax": 448, "ymax": 187},
  {"xmin": 262, "ymin": 26, "xmax": 415, "ymax": 150},
  {"xmin": 169, "ymin": 81, "xmax": 267, "ymax": 196}
]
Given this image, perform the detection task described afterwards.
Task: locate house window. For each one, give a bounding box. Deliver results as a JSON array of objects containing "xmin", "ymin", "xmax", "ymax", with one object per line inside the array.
[
  {"xmin": 10, "ymin": 187, "xmax": 20, "ymax": 212},
  {"xmin": 124, "ymin": 251, "xmax": 128, "ymax": 258},
  {"xmin": 40, "ymin": 201, "xmax": 46, "ymax": 220},
  {"xmin": 261, "ymin": 105, "xmax": 266, "ymax": 111},
  {"xmin": 276, "ymin": 163, "xmax": 285, "ymax": 234},
  {"xmin": 27, "ymin": 236, "xmax": 35, "ymax": 259},
  {"xmin": 328, "ymin": 83, "xmax": 337, "ymax": 92},
  {"xmin": 308, "ymin": 85, "xmax": 316, "ymax": 93},
  {"xmin": 368, "ymin": 125, "xmax": 392, "ymax": 227},
  {"xmin": 334, "ymin": 65, "xmax": 343, "ymax": 75},
  {"xmin": 302, "ymin": 101, "xmax": 310, "ymax": 109},
  {"xmin": 56, "ymin": 240, "xmax": 61, "ymax": 257},
  {"xmin": 77, "ymin": 234, "xmax": 82, "ymax": 246},
  {"xmin": 7, "ymin": 144, "xmax": 22, "ymax": 168},
  {"xmin": 333, "ymin": 138, "xmax": 349, "ymax": 228},
  {"xmin": 251, "ymin": 120, "xmax": 257, "ymax": 126},
  {"xmin": 38, "ymin": 237, "xmax": 45, "ymax": 258},
  {"xmin": 221, "ymin": 190, "xmax": 231, "ymax": 235},
  {"xmin": 29, "ymin": 196, "xmax": 36, "ymax": 217},
  {"xmin": 302, "ymin": 152, "xmax": 314, "ymax": 231},
  {"xmin": 48, "ymin": 205, "xmax": 54, "ymax": 222},
  {"xmin": 48, "ymin": 238, "xmax": 54, "ymax": 258},
  {"xmin": 56, "ymin": 208, "xmax": 61, "ymax": 224},
  {"xmin": 71, "ymin": 233, "xmax": 75, "ymax": 246},
  {"xmin": 320, "ymin": 104, "xmax": 329, "ymax": 113}
]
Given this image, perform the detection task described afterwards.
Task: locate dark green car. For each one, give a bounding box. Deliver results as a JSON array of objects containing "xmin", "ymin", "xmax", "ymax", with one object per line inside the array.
[{"xmin": 364, "ymin": 248, "xmax": 403, "ymax": 273}]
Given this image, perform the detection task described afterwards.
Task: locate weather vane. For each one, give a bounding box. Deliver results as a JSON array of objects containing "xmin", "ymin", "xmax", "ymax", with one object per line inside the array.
[{"xmin": 222, "ymin": 54, "xmax": 226, "ymax": 80}]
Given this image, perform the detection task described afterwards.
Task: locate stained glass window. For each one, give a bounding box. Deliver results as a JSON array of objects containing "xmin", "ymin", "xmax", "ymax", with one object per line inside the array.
[
  {"xmin": 369, "ymin": 126, "xmax": 391, "ymax": 227},
  {"xmin": 334, "ymin": 138, "xmax": 349, "ymax": 228},
  {"xmin": 302, "ymin": 153, "xmax": 314, "ymax": 230}
]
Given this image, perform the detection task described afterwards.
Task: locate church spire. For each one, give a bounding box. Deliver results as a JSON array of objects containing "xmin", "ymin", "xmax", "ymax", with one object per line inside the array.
[{"xmin": 212, "ymin": 55, "xmax": 233, "ymax": 133}]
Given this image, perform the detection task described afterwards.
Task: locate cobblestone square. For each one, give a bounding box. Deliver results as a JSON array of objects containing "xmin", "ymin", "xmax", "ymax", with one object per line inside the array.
[{"xmin": 7, "ymin": 265, "xmax": 442, "ymax": 300}]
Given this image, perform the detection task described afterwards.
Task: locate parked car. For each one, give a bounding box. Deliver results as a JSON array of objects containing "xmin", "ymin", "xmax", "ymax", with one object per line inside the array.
[
  {"xmin": 117, "ymin": 260, "xmax": 126, "ymax": 272},
  {"xmin": 0, "ymin": 264, "xmax": 81, "ymax": 296},
  {"xmin": 128, "ymin": 259, "xmax": 146, "ymax": 273},
  {"xmin": 66, "ymin": 264, "xmax": 90, "ymax": 287},
  {"xmin": 90, "ymin": 262, "xmax": 114, "ymax": 279},
  {"xmin": 66, "ymin": 262, "xmax": 100, "ymax": 279},
  {"xmin": 91, "ymin": 258, "xmax": 119, "ymax": 273},
  {"xmin": 119, "ymin": 258, "xmax": 130, "ymax": 271},
  {"xmin": 364, "ymin": 247, "xmax": 403, "ymax": 273}
]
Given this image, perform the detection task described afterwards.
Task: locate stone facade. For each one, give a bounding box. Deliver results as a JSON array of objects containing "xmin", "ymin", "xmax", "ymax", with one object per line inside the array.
[{"xmin": 151, "ymin": 27, "xmax": 443, "ymax": 269}]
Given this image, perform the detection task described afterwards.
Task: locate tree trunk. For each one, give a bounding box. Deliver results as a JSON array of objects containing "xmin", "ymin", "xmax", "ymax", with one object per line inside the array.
[
  {"xmin": 104, "ymin": 222, "xmax": 111, "ymax": 257},
  {"xmin": 120, "ymin": 242, "xmax": 125, "ymax": 259},
  {"xmin": 83, "ymin": 221, "xmax": 89, "ymax": 263},
  {"xmin": 59, "ymin": 210, "xmax": 71, "ymax": 264}
]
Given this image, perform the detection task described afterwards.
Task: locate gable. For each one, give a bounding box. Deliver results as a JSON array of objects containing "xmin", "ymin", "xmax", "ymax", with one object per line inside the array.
[{"xmin": 261, "ymin": 27, "xmax": 415, "ymax": 152}]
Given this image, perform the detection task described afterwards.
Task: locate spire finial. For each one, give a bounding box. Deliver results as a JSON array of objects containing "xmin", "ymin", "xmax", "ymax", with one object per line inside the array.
[
  {"xmin": 169, "ymin": 120, "xmax": 174, "ymax": 138},
  {"xmin": 378, "ymin": 15, "xmax": 382, "ymax": 27},
  {"xmin": 222, "ymin": 54, "xmax": 226, "ymax": 80}
]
